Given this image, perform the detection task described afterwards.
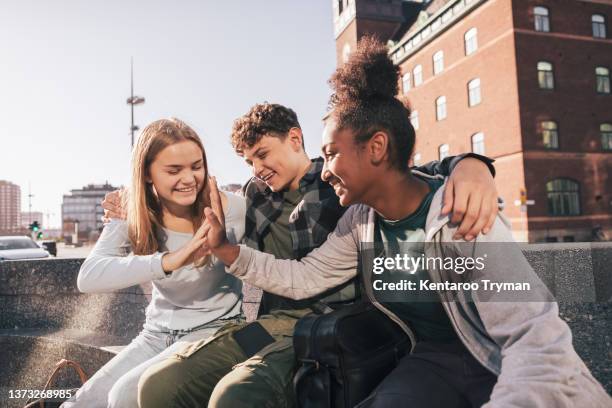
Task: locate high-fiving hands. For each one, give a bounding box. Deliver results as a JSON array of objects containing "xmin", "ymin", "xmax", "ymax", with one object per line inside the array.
[
  {"xmin": 200, "ymin": 176, "xmax": 240, "ymax": 266},
  {"xmin": 160, "ymin": 221, "xmax": 210, "ymax": 273}
]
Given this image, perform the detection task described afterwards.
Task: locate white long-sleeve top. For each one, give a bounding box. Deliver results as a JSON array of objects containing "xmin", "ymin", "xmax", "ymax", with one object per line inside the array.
[{"xmin": 77, "ymin": 192, "xmax": 246, "ymax": 331}]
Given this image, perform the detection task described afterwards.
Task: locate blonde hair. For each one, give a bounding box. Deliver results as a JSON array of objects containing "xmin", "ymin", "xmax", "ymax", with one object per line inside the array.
[{"xmin": 127, "ymin": 118, "xmax": 211, "ymax": 265}]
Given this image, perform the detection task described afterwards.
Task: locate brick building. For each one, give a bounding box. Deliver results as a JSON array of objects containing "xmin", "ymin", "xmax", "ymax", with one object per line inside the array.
[
  {"xmin": 0, "ymin": 180, "xmax": 21, "ymax": 235},
  {"xmin": 333, "ymin": 0, "xmax": 612, "ymax": 242}
]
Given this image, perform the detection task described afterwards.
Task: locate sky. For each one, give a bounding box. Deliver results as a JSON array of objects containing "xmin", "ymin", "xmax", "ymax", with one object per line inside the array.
[{"xmin": 0, "ymin": 0, "xmax": 337, "ymax": 228}]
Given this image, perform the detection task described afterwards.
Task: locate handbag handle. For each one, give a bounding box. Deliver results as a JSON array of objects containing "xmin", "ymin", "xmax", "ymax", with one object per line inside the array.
[{"xmin": 23, "ymin": 359, "xmax": 88, "ymax": 408}]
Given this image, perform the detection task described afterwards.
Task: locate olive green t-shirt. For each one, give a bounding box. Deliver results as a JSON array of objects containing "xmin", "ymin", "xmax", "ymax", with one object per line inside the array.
[
  {"xmin": 259, "ymin": 188, "xmax": 306, "ymax": 313},
  {"xmin": 261, "ymin": 189, "xmax": 304, "ymax": 260}
]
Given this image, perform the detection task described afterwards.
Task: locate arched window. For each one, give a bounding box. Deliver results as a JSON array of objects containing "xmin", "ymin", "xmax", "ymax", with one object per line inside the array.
[
  {"xmin": 413, "ymin": 64, "xmax": 423, "ymax": 86},
  {"xmin": 601, "ymin": 123, "xmax": 612, "ymax": 150},
  {"xmin": 546, "ymin": 179, "xmax": 580, "ymax": 216},
  {"xmin": 402, "ymin": 72, "xmax": 411, "ymax": 94},
  {"xmin": 592, "ymin": 14, "xmax": 607, "ymax": 39},
  {"xmin": 468, "ymin": 78, "xmax": 481, "ymax": 106},
  {"xmin": 596, "ymin": 66, "xmax": 610, "ymax": 94},
  {"xmin": 471, "ymin": 132, "xmax": 485, "ymax": 154},
  {"xmin": 534, "ymin": 6, "xmax": 550, "ymax": 32},
  {"xmin": 464, "ymin": 28, "xmax": 478, "ymax": 56},
  {"xmin": 541, "ymin": 120, "xmax": 559, "ymax": 149},
  {"xmin": 435, "ymin": 96, "xmax": 447, "ymax": 121},
  {"xmin": 537, "ymin": 61, "xmax": 554, "ymax": 89},
  {"xmin": 433, "ymin": 50, "xmax": 444, "ymax": 75},
  {"xmin": 438, "ymin": 144, "xmax": 449, "ymax": 160}
]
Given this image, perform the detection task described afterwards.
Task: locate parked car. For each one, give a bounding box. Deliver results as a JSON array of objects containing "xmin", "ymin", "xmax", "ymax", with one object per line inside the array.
[{"xmin": 0, "ymin": 236, "xmax": 50, "ymax": 261}]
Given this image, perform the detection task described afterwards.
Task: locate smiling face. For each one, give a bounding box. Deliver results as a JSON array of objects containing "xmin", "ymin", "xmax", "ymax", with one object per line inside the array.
[
  {"xmin": 321, "ymin": 120, "xmax": 376, "ymax": 206},
  {"xmin": 241, "ymin": 129, "xmax": 306, "ymax": 192},
  {"xmin": 147, "ymin": 140, "xmax": 206, "ymax": 210}
]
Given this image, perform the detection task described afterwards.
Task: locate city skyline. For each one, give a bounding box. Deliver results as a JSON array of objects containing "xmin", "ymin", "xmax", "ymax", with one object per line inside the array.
[{"xmin": 0, "ymin": 1, "xmax": 337, "ymax": 228}]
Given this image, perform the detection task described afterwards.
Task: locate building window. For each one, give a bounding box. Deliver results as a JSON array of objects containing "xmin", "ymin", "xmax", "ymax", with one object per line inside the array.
[
  {"xmin": 601, "ymin": 123, "xmax": 612, "ymax": 150},
  {"xmin": 546, "ymin": 179, "xmax": 580, "ymax": 216},
  {"xmin": 433, "ymin": 50, "xmax": 444, "ymax": 75},
  {"xmin": 402, "ymin": 72, "xmax": 411, "ymax": 94},
  {"xmin": 464, "ymin": 28, "xmax": 478, "ymax": 56},
  {"xmin": 436, "ymin": 96, "xmax": 447, "ymax": 121},
  {"xmin": 410, "ymin": 110, "xmax": 419, "ymax": 130},
  {"xmin": 596, "ymin": 66, "xmax": 610, "ymax": 94},
  {"xmin": 413, "ymin": 65, "xmax": 423, "ymax": 86},
  {"xmin": 537, "ymin": 61, "xmax": 554, "ymax": 89},
  {"xmin": 592, "ymin": 14, "xmax": 607, "ymax": 39},
  {"xmin": 541, "ymin": 120, "xmax": 559, "ymax": 149},
  {"xmin": 534, "ymin": 6, "xmax": 550, "ymax": 32},
  {"xmin": 471, "ymin": 132, "xmax": 485, "ymax": 154},
  {"xmin": 439, "ymin": 144, "xmax": 450, "ymax": 160},
  {"xmin": 342, "ymin": 43, "xmax": 351, "ymax": 64},
  {"xmin": 468, "ymin": 78, "xmax": 481, "ymax": 106},
  {"xmin": 413, "ymin": 152, "xmax": 421, "ymax": 166}
]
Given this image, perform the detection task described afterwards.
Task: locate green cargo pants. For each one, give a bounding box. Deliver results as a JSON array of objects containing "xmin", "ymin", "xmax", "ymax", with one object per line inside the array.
[{"xmin": 137, "ymin": 309, "xmax": 311, "ymax": 408}]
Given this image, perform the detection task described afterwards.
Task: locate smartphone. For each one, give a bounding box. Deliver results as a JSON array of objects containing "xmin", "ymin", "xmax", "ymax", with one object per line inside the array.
[{"xmin": 232, "ymin": 321, "xmax": 277, "ymax": 358}]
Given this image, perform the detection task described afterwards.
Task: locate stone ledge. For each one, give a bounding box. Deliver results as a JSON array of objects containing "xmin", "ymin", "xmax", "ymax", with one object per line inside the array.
[{"xmin": 0, "ymin": 242, "xmax": 611, "ymax": 403}]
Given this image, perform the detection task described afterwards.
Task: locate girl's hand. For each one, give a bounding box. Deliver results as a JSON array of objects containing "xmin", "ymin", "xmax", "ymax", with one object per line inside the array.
[
  {"xmin": 161, "ymin": 221, "xmax": 209, "ymax": 273},
  {"xmin": 201, "ymin": 176, "xmax": 229, "ymax": 250},
  {"xmin": 200, "ymin": 176, "xmax": 240, "ymax": 266}
]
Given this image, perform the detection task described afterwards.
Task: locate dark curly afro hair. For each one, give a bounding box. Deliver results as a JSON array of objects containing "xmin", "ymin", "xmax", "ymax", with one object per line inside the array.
[
  {"xmin": 328, "ymin": 36, "xmax": 415, "ymax": 172},
  {"xmin": 231, "ymin": 103, "xmax": 302, "ymax": 153}
]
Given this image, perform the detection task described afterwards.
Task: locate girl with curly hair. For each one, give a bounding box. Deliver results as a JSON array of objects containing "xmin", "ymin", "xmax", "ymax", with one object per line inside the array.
[{"xmin": 202, "ymin": 37, "xmax": 611, "ymax": 407}]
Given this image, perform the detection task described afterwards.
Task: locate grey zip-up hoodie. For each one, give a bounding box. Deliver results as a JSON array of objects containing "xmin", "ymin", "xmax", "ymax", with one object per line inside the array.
[{"xmin": 226, "ymin": 176, "xmax": 611, "ymax": 407}]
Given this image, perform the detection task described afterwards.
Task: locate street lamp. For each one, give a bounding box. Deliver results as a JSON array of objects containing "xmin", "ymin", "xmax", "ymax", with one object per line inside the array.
[{"xmin": 126, "ymin": 58, "xmax": 145, "ymax": 148}]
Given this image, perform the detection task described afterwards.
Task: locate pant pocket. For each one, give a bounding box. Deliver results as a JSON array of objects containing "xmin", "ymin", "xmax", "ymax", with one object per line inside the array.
[
  {"xmin": 232, "ymin": 338, "xmax": 294, "ymax": 370},
  {"xmin": 174, "ymin": 322, "xmax": 245, "ymax": 359}
]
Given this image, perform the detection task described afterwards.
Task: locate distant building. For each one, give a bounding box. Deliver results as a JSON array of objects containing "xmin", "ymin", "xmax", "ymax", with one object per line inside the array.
[
  {"xmin": 333, "ymin": 0, "xmax": 612, "ymax": 242},
  {"xmin": 21, "ymin": 211, "xmax": 44, "ymax": 230},
  {"xmin": 62, "ymin": 182, "xmax": 119, "ymax": 242},
  {"xmin": 0, "ymin": 180, "xmax": 21, "ymax": 234}
]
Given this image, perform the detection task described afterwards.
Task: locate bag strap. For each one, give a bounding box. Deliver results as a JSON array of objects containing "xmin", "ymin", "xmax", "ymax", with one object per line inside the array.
[
  {"xmin": 293, "ymin": 360, "xmax": 331, "ymax": 408},
  {"xmin": 23, "ymin": 359, "xmax": 88, "ymax": 408}
]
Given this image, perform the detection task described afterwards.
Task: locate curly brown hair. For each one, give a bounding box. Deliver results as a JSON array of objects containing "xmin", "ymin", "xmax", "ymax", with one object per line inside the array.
[
  {"xmin": 328, "ymin": 36, "xmax": 415, "ymax": 172},
  {"xmin": 231, "ymin": 103, "xmax": 302, "ymax": 153}
]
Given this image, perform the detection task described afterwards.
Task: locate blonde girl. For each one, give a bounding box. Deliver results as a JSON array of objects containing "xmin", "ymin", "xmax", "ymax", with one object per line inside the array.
[{"xmin": 61, "ymin": 118, "xmax": 245, "ymax": 408}]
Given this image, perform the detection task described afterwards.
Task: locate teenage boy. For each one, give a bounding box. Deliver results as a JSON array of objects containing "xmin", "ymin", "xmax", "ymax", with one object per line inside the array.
[{"xmin": 102, "ymin": 103, "xmax": 498, "ymax": 407}]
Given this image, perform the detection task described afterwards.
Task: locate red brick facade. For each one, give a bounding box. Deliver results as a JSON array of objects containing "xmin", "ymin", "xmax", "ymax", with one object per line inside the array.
[{"xmin": 333, "ymin": 0, "xmax": 612, "ymax": 242}]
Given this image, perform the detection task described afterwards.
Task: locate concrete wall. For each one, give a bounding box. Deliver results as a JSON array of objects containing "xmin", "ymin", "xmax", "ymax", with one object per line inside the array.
[{"xmin": 0, "ymin": 243, "xmax": 610, "ymax": 406}]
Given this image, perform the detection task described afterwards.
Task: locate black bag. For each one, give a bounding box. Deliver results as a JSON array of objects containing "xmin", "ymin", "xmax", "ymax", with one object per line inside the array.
[{"xmin": 293, "ymin": 302, "xmax": 412, "ymax": 408}]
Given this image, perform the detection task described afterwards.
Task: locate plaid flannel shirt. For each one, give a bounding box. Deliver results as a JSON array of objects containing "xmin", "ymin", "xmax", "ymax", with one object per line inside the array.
[{"xmin": 242, "ymin": 157, "xmax": 344, "ymax": 260}]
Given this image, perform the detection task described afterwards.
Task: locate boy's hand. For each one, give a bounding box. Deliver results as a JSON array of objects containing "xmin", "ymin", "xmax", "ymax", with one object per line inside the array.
[
  {"xmin": 441, "ymin": 158, "xmax": 498, "ymax": 241},
  {"xmin": 101, "ymin": 189, "xmax": 127, "ymax": 222},
  {"xmin": 201, "ymin": 176, "xmax": 240, "ymax": 265}
]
